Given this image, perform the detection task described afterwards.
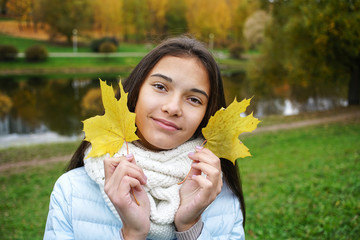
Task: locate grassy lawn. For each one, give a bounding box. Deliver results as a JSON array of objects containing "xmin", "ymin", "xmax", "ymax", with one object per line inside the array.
[
  {"xmin": 0, "ymin": 33, "xmax": 151, "ymax": 53},
  {"xmin": 0, "ymin": 33, "xmax": 247, "ymax": 73},
  {"xmin": 0, "ymin": 121, "xmax": 359, "ymax": 239},
  {"xmin": 0, "ymin": 141, "xmax": 80, "ymax": 165},
  {"xmin": 0, "ymin": 55, "xmax": 142, "ymax": 72},
  {"xmin": 239, "ymin": 121, "xmax": 360, "ymax": 239}
]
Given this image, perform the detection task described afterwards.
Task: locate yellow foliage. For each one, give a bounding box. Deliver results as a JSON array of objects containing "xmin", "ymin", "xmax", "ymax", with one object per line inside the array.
[
  {"xmin": 202, "ymin": 98, "xmax": 260, "ymax": 165},
  {"xmin": 92, "ymin": 0, "xmax": 124, "ymax": 36},
  {"xmin": 83, "ymin": 79, "xmax": 139, "ymax": 158},
  {"xmin": 0, "ymin": 92, "xmax": 13, "ymax": 118},
  {"xmin": 81, "ymin": 88, "xmax": 103, "ymax": 117},
  {"xmin": 185, "ymin": 0, "xmax": 231, "ymax": 41}
]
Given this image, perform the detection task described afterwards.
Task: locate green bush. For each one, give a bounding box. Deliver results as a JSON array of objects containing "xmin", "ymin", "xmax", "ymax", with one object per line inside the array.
[
  {"xmin": 25, "ymin": 45, "xmax": 48, "ymax": 62},
  {"xmin": 0, "ymin": 45, "xmax": 18, "ymax": 61},
  {"xmin": 99, "ymin": 41, "xmax": 117, "ymax": 53},
  {"xmin": 228, "ymin": 42, "xmax": 245, "ymax": 59},
  {"xmin": 90, "ymin": 37, "xmax": 119, "ymax": 52}
]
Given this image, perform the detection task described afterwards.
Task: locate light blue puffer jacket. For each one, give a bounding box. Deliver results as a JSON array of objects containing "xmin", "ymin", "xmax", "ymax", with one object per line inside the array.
[{"xmin": 44, "ymin": 167, "xmax": 245, "ymax": 240}]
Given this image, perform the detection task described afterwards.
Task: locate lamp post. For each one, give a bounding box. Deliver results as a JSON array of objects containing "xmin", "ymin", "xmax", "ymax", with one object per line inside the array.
[
  {"xmin": 209, "ymin": 33, "xmax": 214, "ymax": 51},
  {"xmin": 72, "ymin": 29, "xmax": 78, "ymax": 53}
]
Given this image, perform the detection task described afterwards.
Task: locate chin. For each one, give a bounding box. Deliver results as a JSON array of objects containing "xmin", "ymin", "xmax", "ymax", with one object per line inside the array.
[{"xmin": 152, "ymin": 142, "xmax": 178, "ymax": 151}]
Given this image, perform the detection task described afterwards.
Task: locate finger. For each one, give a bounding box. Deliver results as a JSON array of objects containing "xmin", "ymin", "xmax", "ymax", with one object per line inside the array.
[
  {"xmin": 191, "ymin": 160, "xmax": 219, "ymax": 176},
  {"xmin": 121, "ymin": 175, "xmax": 143, "ymax": 193},
  {"xmin": 195, "ymin": 147, "xmax": 221, "ymax": 166},
  {"xmin": 104, "ymin": 156, "xmax": 124, "ymax": 181},
  {"xmin": 189, "ymin": 149, "xmax": 221, "ymax": 172},
  {"xmin": 105, "ymin": 156, "xmax": 147, "ymax": 186},
  {"xmin": 111, "ymin": 160, "xmax": 147, "ymax": 186},
  {"xmin": 191, "ymin": 172, "xmax": 222, "ymax": 197},
  {"xmin": 108, "ymin": 176, "xmax": 143, "ymax": 208}
]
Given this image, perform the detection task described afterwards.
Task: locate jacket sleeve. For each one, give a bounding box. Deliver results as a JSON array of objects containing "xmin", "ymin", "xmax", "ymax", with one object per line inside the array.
[
  {"xmin": 196, "ymin": 184, "xmax": 245, "ymax": 240},
  {"xmin": 197, "ymin": 212, "xmax": 245, "ymax": 240},
  {"xmin": 43, "ymin": 174, "xmax": 74, "ymax": 240}
]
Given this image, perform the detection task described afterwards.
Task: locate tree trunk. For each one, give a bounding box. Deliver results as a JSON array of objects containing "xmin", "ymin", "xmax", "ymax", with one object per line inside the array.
[
  {"xmin": 348, "ymin": 58, "xmax": 360, "ymax": 105},
  {"xmin": 66, "ymin": 34, "xmax": 72, "ymax": 45}
]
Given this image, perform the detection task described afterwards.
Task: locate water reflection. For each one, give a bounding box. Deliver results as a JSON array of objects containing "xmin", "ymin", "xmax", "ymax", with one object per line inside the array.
[
  {"xmin": 0, "ymin": 76, "xmax": 119, "ymax": 137},
  {"xmin": 0, "ymin": 72, "xmax": 347, "ymax": 145}
]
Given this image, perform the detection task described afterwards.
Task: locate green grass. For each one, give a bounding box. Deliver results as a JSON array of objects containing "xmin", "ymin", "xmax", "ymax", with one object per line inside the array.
[
  {"xmin": 0, "ymin": 141, "xmax": 80, "ymax": 164},
  {"xmin": 0, "ymin": 34, "xmax": 247, "ymax": 74},
  {"xmin": 0, "ymin": 33, "xmax": 151, "ymax": 53},
  {"xmin": 239, "ymin": 122, "xmax": 360, "ymax": 239},
  {"xmin": 0, "ymin": 55, "xmax": 142, "ymax": 71},
  {"xmin": 0, "ymin": 162, "xmax": 67, "ymax": 239},
  {"xmin": 0, "ymin": 122, "xmax": 359, "ymax": 239}
]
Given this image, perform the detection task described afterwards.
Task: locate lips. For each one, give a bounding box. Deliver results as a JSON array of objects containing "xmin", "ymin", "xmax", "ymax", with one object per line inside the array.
[{"xmin": 152, "ymin": 117, "xmax": 181, "ymax": 131}]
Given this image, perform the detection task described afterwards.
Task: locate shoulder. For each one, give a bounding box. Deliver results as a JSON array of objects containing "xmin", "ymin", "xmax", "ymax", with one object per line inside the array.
[
  {"xmin": 51, "ymin": 167, "xmax": 100, "ymax": 202},
  {"xmin": 54, "ymin": 167, "xmax": 91, "ymax": 189}
]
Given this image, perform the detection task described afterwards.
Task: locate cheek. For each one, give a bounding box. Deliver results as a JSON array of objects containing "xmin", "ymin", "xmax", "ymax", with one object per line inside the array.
[{"xmin": 187, "ymin": 108, "xmax": 207, "ymax": 131}]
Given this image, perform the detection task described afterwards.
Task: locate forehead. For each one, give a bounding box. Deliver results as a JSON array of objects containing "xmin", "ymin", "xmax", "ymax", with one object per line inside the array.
[
  {"xmin": 150, "ymin": 55, "xmax": 208, "ymax": 78},
  {"xmin": 149, "ymin": 55, "xmax": 210, "ymax": 90}
]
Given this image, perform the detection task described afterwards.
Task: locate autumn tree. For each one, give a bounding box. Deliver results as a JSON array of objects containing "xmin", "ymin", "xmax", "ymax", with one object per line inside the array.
[
  {"xmin": 92, "ymin": 0, "xmax": 124, "ymax": 38},
  {"xmin": 146, "ymin": 0, "xmax": 169, "ymax": 37},
  {"xmin": 6, "ymin": 0, "xmax": 33, "ymax": 28},
  {"xmin": 38, "ymin": 0, "xmax": 92, "ymax": 43},
  {"xmin": 122, "ymin": 0, "xmax": 149, "ymax": 42},
  {"xmin": 230, "ymin": 0, "xmax": 261, "ymax": 43},
  {"xmin": 0, "ymin": 0, "xmax": 9, "ymax": 14},
  {"xmin": 249, "ymin": 0, "xmax": 360, "ymax": 105},
  {"xmin": 185, "ymin": 0, "xmax": 231, "ymax": 44},
  {"xmin": 243, "ymin": 10, "xmax": 271, "ymax": 50},
  {"xmin": 165, "ymin": 0, "xmax": 187, "ymax": 35}
]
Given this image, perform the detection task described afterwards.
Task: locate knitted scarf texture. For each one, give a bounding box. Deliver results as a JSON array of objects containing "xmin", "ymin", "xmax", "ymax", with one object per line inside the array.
[{"xmin": 84, "ymin": 138, "xmax": 203, "ymax": 240}]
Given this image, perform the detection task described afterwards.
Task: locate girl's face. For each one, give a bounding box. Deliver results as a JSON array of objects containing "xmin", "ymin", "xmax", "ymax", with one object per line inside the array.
[{"xmin": 135, "ymin": 56, "xmax": 210, "ymax": 151}]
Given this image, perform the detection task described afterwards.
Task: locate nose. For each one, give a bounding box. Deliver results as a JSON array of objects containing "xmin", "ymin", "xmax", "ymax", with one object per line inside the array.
[{"xmin": 161, "ymin": 95, "xmax": 182, "ymax": 117}]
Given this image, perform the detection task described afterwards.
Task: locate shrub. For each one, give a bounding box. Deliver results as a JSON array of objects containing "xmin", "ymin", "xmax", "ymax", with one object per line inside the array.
[
  {"xmin": 228, "ymin": 42, "xmax": 245, "ymax": 59},
  {"xmin": 99, "ymin": 41, "xmax": 117, "ymax": 53},
  {"xmin": 25, "ymin": 45, "xmax": 48, "ymax": 62},
  {"xmin": 0, "ymin": 45, "xmax": 18, "ymax": 62},
  {"xmin": 90, "ymin": 37, "xmax": 119, "ymax": 52}
]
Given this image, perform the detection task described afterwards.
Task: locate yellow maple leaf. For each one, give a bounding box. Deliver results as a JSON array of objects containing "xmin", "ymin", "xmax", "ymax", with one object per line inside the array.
[
  {"xmin": 202, "ymin": 98, "xmax": 260, "ymax": 165},
  {"xmin": 83, "ymin": 79, "xmax": 139, "ymax": 158}
]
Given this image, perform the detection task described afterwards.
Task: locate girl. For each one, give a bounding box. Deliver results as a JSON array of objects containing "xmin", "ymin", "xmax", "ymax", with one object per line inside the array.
[{"xmin": 44, "ymin": 36, "xmax": 246, "ymax": 240}]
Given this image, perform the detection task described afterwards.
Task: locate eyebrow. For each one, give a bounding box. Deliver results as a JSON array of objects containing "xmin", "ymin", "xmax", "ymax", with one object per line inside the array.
[{"xmin": 150, "ymin": 73, "xmax": 209, "ymax": 99}]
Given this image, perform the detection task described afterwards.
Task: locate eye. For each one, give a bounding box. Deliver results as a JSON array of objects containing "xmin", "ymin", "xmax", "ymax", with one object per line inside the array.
[
  {"xmin": 188, "ymin": 97, "xmax": 202, "ymax": 105},
  {"xmin": 152, "ymin": 83, "xmax": 167, "ymax": 91}
]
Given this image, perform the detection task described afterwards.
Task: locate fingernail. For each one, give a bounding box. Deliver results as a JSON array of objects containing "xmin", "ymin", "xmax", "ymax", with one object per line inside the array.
[
  {"xmin": 196, "ymin": 146, "xmax": 203, "ymax": 150},
  {"xmin": 126, "ymin": 153, "xmax": 133, "ymax": 159},
  {"xmin": 188, "ymin": 152, "xmax": 195, "ymax": 157}
]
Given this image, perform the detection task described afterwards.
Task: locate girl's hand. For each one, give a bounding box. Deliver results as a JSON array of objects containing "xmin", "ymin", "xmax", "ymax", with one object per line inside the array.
[
  {"xmin": 104, "ymin": 154, "xmax": 150, "ymax": 240},
  {"xmin": 175, "ymin": 147, "xmax": 223, "ymax": 232}
]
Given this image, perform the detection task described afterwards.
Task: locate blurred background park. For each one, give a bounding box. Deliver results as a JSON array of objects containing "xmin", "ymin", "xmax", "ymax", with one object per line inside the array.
[{"xmin": 0, "ymin": 0, "xmax": 359, "ymax": 239}]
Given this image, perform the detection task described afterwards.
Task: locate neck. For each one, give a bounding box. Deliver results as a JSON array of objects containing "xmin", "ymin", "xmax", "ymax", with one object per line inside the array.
[{"xmin": 132, "ymin": 140, "xmax": 162, "ymax": 152}]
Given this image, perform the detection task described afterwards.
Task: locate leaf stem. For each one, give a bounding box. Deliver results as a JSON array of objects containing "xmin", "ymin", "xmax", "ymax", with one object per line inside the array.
[{"xmin": 131, "ymin": 188, "xmax": 140, "ymax": 206}]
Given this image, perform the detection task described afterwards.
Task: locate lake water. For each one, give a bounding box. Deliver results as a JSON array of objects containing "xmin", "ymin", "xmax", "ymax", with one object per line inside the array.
[{"xmin": 0, "ymin": 72, "xmax": 347, "ymax": 148}]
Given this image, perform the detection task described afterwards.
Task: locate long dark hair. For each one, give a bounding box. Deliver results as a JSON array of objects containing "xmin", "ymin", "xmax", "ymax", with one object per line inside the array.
[{"xmin": 67, "ymin": 36, "xmax": 246, "ymax": 227}]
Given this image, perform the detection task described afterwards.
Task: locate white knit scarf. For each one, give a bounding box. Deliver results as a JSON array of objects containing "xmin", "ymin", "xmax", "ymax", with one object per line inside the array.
[{"xmin": 84, "ymin": 138, "xmax": 203, "ymax": 240}]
